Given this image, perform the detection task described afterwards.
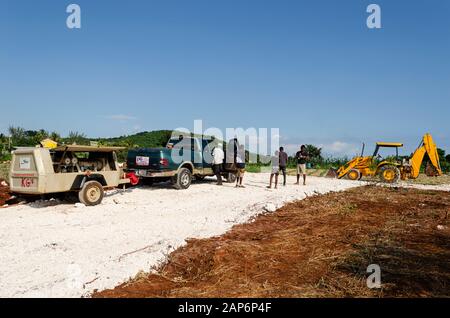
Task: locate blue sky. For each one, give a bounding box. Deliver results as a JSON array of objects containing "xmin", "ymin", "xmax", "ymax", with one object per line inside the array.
[{"xmin": 1, "ymin": 0, "xmax": 449, "ymax": 156}]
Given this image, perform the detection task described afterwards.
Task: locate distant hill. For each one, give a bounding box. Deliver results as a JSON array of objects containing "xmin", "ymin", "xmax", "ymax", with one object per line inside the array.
[
  {"xmin": 95, "ymin": 130, "xmax": 174, "ymax": 148},
  {"xmin": 94, "ymin": 130, "xmax": 270, "ymax": 163},
  {"xmin": 2, "ymin": 127, "xmax": 270, "ymax": 164}
]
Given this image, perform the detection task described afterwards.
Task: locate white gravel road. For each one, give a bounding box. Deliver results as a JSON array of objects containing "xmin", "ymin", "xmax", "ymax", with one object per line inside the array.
[
  {"xmin": 1, "ymin": 173, "xmax": 448, "ymax": 298},
  {"xmin": 0, "ymin": 173, "xmax": 364, "ymax": 298}
]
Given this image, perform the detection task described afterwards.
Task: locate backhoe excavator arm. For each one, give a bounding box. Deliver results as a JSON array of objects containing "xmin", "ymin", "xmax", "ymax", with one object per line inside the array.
[{"xmin": 409, "ymin": 133, "xmax": 442, "ymax": 178}]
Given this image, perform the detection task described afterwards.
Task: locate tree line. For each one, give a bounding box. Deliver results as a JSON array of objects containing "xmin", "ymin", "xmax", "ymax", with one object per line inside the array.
[{"xmin": 1, "ymin": 126, "xmax": 449, "ymax": 173}]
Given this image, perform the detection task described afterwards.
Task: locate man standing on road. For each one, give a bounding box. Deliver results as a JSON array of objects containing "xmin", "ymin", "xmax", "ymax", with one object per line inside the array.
[
  {"xmin": 267, "ymin": 150, "xmax": 280, "ymax": 189},
  {"xmin": 279, "ymin": 146, "xmax": 288, "ymax": 186},
  {"xmin": 235, "ymin": 145, "xmax": 246, "ymax": 188},
  {"xmin": 212, "ymin": 143, "xmax": 225, "ymax": 185},
  {"xmin": 295, "ymin": 145, "xmax": 308, "ymax": 185}
]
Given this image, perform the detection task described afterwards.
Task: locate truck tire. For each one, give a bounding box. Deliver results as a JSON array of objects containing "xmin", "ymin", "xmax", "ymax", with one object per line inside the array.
[
  {"xmin": 78, "ymin": 180, "xmax": 104, "ymax": 206},
  {"xmin": 379, "ymin": 165, "xmax": 400, "ymax": 183},
  {"xmin": 226, "ymin": 172, "xmax": 237, "ymax": 183},
  {"xmin": 141, "ymin": 178, "xmax": 154, "ymax": 186},
  {"xmin": 173, "ymin": 168, "xmax": 192, "ymax": 190}
]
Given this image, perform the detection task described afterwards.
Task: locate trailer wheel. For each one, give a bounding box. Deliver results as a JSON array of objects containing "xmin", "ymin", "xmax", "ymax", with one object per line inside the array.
[
  {"xmin": 173, "ymin": 168, "xmax": 192, "ymax": 189},
  {"xmin": 79, "ymin": 180, "xmax": 104, "ymax": 206}
]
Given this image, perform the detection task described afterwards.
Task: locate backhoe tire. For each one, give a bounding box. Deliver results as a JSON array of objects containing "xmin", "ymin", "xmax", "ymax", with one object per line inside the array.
[
  {"xmin": 173, "ymin": 168, "xmax": 192, "ymax": 190},
  {"xmin": 78, "ymin": 180, "xmax": 104, "ymax": 206},
  {"xmin": 379, "ymin": 165, "xmax": 400, "ymax": 183},
  {"xmin": 346, "ymin": 169, "xmax": 361, "ymax": 181}
]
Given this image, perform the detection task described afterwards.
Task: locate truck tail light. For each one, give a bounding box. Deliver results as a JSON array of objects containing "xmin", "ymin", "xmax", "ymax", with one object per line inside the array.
[{"xmin": 159, "ymin": 158, "xmax": 169, "ymax": 166}]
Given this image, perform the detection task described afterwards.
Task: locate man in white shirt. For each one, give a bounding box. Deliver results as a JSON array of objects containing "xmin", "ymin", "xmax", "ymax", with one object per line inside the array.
[
  {"xmin": 212, "ymin": 143, "xmax": 224, "ymax": 185},
  {"xmin": 267, "ymin": 150, "xmax": 280, "ymax": 189}
]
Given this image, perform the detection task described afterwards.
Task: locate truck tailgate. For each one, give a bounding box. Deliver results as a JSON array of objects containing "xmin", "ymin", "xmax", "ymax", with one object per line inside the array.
[{"xmin": 127, "ymin": 148, "xmax": 164, "ymax": 170}]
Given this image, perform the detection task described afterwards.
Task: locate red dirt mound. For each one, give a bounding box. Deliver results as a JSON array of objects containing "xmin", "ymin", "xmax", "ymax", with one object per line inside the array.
[
  {"xmin": 0, "ymin": 179, "xmax": 11, "ymax": 206},
  {"xmin": 94, "ymin": 186, "xmax": 450, "ymax": 298}
]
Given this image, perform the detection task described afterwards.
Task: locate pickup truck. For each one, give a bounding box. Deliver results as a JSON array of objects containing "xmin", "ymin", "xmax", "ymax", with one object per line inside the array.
[{"xmin": 126, "ymin": 136, "xmax": 238, "ymax": 189}]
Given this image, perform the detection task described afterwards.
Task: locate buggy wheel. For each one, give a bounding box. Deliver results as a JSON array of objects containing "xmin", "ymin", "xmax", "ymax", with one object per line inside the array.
[{"xmin": 79, "ymin": 180, "xmax": 104, "ymax": 206}]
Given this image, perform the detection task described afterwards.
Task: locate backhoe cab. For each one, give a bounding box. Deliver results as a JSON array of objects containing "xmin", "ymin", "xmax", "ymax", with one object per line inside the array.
[{"xmin": 327, "ymin": 133, "xmax": 442, "ymax": 183}]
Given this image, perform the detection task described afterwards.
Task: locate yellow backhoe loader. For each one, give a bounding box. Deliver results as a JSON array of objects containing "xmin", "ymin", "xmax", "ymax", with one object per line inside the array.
[{"xmin": 327, "ymin": 133, "xmax": 442, "ymax": 183}]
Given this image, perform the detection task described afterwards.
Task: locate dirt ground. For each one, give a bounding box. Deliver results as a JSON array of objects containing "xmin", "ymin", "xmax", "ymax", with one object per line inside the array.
[{"xmin": 95, "ymin": 186, "xmax": 450, "ymax": 298}]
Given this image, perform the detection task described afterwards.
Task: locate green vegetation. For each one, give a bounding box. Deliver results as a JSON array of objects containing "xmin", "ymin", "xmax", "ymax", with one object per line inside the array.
[
  {"xmin": 0, "ymin": 134, "xmax": 11, "ymax": 162},
  {"xmin": 436, "ymin": 148, "xmax": 450, "ymax": 173},
  {"xmin": 65, "ymin": 131, "xmax": 89, "ymax": 145},
  {"xmin": 0, "ymin": 127, "xmax": 174, "ymax": 162},
  {"xmin": 92, "ymin": 130, "xmax": 172, "ymax": 161},
  {"xmin": 5, "ymin": 127, "xmax": 61, "ymax": 147},
  {"xmin": 3, "ymin": 126, "xmax": 173, "ymax": 149},
  {"xmin": 286, "ymin": 144, "xmax": 349, "ymax": 170},
  {"xmin": 1, "ymin": 126, "xmax": 450, "ymax": 175},
  {"xmin": 0, "ymin": 162, "xmax": 9, "ymax": 180},
  {"xmin": 95, "ymin": 130, "xmax": 173, "ymax": 149},
  {"xmin": 245, "ymin": 164, "xmax": 263, "ymax": 173}
]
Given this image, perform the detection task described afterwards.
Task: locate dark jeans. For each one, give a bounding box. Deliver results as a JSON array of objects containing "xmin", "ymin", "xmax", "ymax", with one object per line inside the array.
[
  {"xmin": 280, "ymin": 166, "xmax": 286, "ymax": 185},
  {"xmin": 212, "ymin": 164, "xmax": 222, "ymax": 184}
]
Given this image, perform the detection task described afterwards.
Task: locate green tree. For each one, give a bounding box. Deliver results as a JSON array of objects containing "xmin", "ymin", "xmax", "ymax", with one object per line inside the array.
[
  {"xmin": 436, "ymin": 148, "xmax": 449, "ymax": 173},
  {"xmin": 49, "ymin": 131, "xmax": 61, "ymax": 143},
  {"xmin": 8, "ymin": 126, "xmax": 41, "ymax": 146},
  {"xmin": 66, "ymin": 131, "xmax": 89, "ymax": 145},
  {"xmin": 305, "ymin": 144, "xmax": 323, "ymax": 166},
  {"xmin": 8, "ymin": 126, "xmax": 26, "ymax": 145}
]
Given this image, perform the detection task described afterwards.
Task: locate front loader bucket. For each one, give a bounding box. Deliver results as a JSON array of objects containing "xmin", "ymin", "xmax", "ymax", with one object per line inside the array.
[{"xmin": 325, "ymin": 168, "xmax": 338, "ymax": 178}]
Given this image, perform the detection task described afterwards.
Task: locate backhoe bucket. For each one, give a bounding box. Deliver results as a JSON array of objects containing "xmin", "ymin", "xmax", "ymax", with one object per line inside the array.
[{"xmin": 325, "ymin": 168, "xmax": 338, "ymax": 178}]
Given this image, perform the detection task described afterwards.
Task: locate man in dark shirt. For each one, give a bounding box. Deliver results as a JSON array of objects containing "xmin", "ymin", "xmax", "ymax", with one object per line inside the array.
[
  {"xmin": 279, "ymin": 146, "xmax": 288, "ymax": 186},
  {"xmin": 295, "ymin": 145, "xmax": 308, "ymax": 185}
]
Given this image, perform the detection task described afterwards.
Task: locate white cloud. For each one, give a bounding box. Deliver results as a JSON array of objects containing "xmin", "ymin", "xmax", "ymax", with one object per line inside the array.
[
  {"xmin": 281, "ymin": 141, "xmax": 361, "ymax": 158},
  {"xmin": 319, "ymin": 141, "xmax": 360, "ymax": 157},
  {"xmin": 283, "ymin": 144, "xmax": 303, "ymax": 155}
]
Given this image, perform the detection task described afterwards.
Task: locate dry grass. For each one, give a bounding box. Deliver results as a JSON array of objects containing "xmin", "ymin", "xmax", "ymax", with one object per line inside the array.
[
  {"xmin": 287, "ymin": 168, "xmax": 329, "ymax": 177},
  {"xmin": 287, "ymin": 167, "xmax": 450, "ymax": 185},
  {"xmin": 94, "ymin": 186, "xmax": 450, "ymax": 298},
  {"xmin": 402, "ymin": 173, "xmax": 450, "ymax": 185}
]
